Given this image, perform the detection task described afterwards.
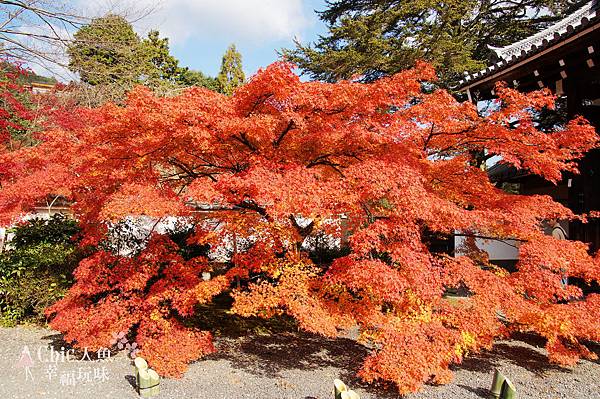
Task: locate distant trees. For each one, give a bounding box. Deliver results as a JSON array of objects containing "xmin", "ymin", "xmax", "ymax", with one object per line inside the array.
[
  {"xmin": 66, "ymin": 15, "xmax": 245, "ymax": 102},
  {"xmin": 65, "ymin": 15, "xmax": 221, "ymax": 103},
  {"xmin": 141, "ymin": 31, "xmax": 224, "ymax": 94},
  {"xmin": 67, "ymin": 14, "xmax": 143, "ymax": 87},
  {"xmin": 1, "ymin": 2, "xmax": 247, "ymax": 102},
  {"xmin": 141, "ymin": 30, "xmax": 184, "ymax": 87},
  {"xmin": 217, "ymin": 44, "xmax": 245, "ymax": 95},
  {"xmin": 178, "ymin": 69, "xmax": 220, "ymax": 92}
]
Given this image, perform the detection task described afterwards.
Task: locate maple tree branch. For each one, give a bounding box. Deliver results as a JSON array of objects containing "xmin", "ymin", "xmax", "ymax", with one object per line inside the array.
[
  {"xmin": 246, "ymin": 92, "xmax": 273, "ymax": 116},
  {"xmin": 232, "ymin": 132, "xmax": 257, "ymax": 152},
  {"xmin": 166, "ymin": 157, "xmax": 219, "ymax": 182},
  {"xmin": 359, "ymin": 200, "xmax": 374, "ymax": 223},
  {"xmin": 325, "ymin": 106, "xmax": 348, "ymax": 115},
  {"xmin": 167, "ymin": 157, "xmax": 199, "ymax": 177},
  {"xmin": 306, "ymin": 153, "xmax": 332, "ymax": 166},
  {"xmin": 422, "ymin": 123, "xmax": 436, "ymax": 151},
  {"xmin": 181, "ymin": 150, "xmax": 248, "ymax": 174},
  {"xmin": 145, "ymin": 217, "xmax": 164, "ymax": 241},
  {"xmin": 307, "ymin": 160, "xmax": 345, "ymax": 176},
  {"xmin": 236, "ymin": 200, "xmax": 270, "ymax": 220},
  {"xmin": 273, "ymin": 120, "xmax": 295, "ymax": 147}
]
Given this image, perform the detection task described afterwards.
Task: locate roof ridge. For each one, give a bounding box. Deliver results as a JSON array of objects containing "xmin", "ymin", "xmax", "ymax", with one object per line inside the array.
[
  {"xmin": 457, "ymin": 0, "xmax": 600, "ymax": 89},
  {"xmin": 490, "ymin": 1, "xmax": 598, "ymax": 61}
]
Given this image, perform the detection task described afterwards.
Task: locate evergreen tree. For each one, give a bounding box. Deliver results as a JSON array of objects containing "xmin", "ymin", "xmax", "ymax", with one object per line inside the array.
[
  {"xmin": 141, "ymin": 30, "xmax": 183, "ymax": 86},
  {"xmin": 67, "ymin": 14, "xmax": 144, "ymax": 87},
  {"xmin": 283, "ymin": 0, "xmax": 578, "ymax": 86},
  {"xmin": 140, "ymin": 31, "xmax": 221, "ymax": 92},
  {"xmin": 67, "ymin": 16, "xmax": 221, "ymax": 102},
  {"xmin": 217, "ymin": 44, "xmax": 245, "ymax": 95},
  {"xmin": 179, "ymin": 69, "xmax": 221, "ymax": 92}
]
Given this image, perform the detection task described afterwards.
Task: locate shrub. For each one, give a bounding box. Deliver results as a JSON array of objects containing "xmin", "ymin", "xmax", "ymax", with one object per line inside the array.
[{"xmin": 0, "ymin": 215, "xmax": 83, "ymax": 326}]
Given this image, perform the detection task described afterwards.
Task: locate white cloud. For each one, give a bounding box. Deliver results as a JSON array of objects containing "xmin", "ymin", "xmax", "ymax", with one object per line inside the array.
[{"xmin": 128, "ymin": 0, "xmax": 312, "ymax": 46}]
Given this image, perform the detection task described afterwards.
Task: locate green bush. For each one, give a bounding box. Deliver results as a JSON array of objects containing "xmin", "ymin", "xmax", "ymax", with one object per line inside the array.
[{"xmin": 0, "ymin": 215, "xmax": 84, "ymax": 326}]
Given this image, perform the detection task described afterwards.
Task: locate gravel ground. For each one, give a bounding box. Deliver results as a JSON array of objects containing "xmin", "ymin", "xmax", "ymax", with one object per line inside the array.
[{"xmin": 1, "ymin": 326, "xmax": 598, "ymax": 399}]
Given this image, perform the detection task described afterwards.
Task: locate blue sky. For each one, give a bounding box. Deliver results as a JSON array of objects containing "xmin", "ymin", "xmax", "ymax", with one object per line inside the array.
[
  {"xmin": 131, "ymin": 0, "xmax": 329, "ymax": 78},
  {"xmin": 24, "ymin": 0, "xmax": 329, "ymax": 81}
]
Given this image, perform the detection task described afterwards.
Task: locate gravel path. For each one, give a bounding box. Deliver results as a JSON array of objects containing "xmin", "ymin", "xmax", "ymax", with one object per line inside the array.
[{"xmin": 1, "ymin": 326, "xmax": 598, "ymax": 399}]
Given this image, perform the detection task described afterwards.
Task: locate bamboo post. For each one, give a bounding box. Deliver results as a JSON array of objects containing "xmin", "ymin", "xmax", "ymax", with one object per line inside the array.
[
  {"xmin": 147, "ymin": 369, "xmax": 160, "ymax": 397},
  {"xmin": 134, "ymin": 357, "xmax": 160, "ymax": 397},
  {"xmin": 489, "ymin": 369, "xmax": 505, "ymax": 399},
  {"xmin": 500, "ymin": 378, "xmax": 517, "ymax": 399},
  {"xmin": 334, "ymin": 379, "xmax": 347, "ymax": 399},
  {"xmin": 137, "ymin": 368, "xmax": 153, "ymax": 397},
  {"xmin": 134, "ymin": 357, "xmax": 148, "ymax": 390},
  {"xmin": 343, "ymin": 390, "xmax": 361, "ymax": 399}
]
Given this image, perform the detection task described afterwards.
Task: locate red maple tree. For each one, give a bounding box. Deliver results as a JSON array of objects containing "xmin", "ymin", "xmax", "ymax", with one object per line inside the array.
[
  {"xmin": 1, "ymin": 62, "xmax": 599, "ymax": 393},
  {"xmin": 0, "ymin": 65, "xmax": 37, "ymax": 145}
]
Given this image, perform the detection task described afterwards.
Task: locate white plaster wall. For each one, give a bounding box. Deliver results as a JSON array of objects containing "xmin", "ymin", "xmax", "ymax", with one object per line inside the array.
[{"xmin": 454, "ymin": 235, "xmax": 520, "ymax": 261}]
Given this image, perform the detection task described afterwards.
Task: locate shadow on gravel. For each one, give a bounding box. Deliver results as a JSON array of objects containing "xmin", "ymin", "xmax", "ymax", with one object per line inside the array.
[
  {"xmin": 457, "ymin": 384, "xmax": 489, "ymax": 399},
  {"xmin": 39, "ymin": 303, "xmax": 591, "ymax": 399},
  {"xmin": 508, "ymin": 332, "xmax": 547, "ymax": 348},
  {"xmin": 455, "ymin": 340, "xmax": 566, "ymax": 377},
  {"xmin": 207, "ymin": 331, "xmax": 400, "ymax": 399},
  {"xmin": 41, "ymin": 333, "xmax": 73, "ymax": 352},
  {"xmin": 125, "ymin": 375, "xmax": 137, "ymax": 389},
  {"xmin": 216, "ymin": 333, "xmax": 366, "ymax": 376}
]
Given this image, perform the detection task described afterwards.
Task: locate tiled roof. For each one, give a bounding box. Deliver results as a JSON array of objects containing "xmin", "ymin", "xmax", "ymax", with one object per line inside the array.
[{"xmin": 458, "ymin": 0, "xmax": 599, "ymax": 88}]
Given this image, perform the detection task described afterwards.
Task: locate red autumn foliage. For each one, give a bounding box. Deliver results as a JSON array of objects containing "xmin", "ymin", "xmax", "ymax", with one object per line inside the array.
[
  {"xmin": 0, "ymin": 61, "xmax": 599, "ymax": 392},
  {"xmin": 0, "ymin": 65, "xmax": 35, "ymax": 143},
  {"xmin": 0, "ymin": 62, "xmax": 72, "ymax": 153}
]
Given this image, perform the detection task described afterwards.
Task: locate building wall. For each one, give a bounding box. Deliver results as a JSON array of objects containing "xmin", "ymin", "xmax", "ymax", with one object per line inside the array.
[{"xmin": 454, "ymin": 235, "xmax": 520, "ymax": 262}]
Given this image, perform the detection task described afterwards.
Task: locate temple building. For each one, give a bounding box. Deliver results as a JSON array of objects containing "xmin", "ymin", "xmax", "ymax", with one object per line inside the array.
[{"xmin": 457, "ymin": 0, "xmax": 600, "ymax": 264}]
